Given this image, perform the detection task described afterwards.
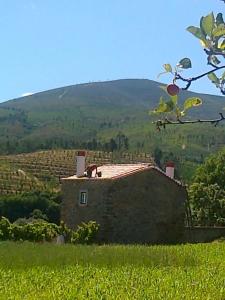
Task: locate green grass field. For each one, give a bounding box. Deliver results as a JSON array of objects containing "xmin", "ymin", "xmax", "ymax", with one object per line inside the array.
[{"xmin": 0, "ymin": 242, "xmax": 225, "ymax": 299}]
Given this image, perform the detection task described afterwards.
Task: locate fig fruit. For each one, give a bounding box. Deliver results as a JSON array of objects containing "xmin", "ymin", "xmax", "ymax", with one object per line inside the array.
[{"xmin": 167, "ymin": 84, "xmax": 179, "ymax": 96}]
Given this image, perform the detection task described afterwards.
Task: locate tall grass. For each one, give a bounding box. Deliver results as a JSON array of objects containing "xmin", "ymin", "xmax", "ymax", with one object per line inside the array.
[
  {"xmin": 0, "ymin": 242, "xmax": 225, "ymax": 299},
  {"xmin": 0, "ymin": 242, "xmax": 201, "ymax": 268}
]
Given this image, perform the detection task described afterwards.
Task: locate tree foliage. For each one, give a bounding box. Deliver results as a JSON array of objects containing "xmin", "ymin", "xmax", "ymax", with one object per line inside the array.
[
  {"xmin": 193, "ymin": 148, "xmax": 225, "ymax": 187},
  {"xmin": 0, "ymin": 217, "xmax": 100, "ymax": 244},
  {"xmin": 189, "ymin": 148, "xmax": 225, "ymax": 226},
  {"xmin": 71, "ymin": 221, "xmax": 100, "ymax": 245},
  {"xmin": 0, "ymin": 191, "xmax": 61, "ymax": 224}
]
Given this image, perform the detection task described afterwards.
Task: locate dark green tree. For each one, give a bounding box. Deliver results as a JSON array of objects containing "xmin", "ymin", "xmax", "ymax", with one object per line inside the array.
[
  {"xmin": 189, "ymin": 148, "xmax": 225, "ymax": 225},
  {"xmin": 193, "ymin": 148, "xmax": 225, "ymax": 188},
  {"xmin": 153, "ymin": 147, "xmax": 163, "ymax": 167}
]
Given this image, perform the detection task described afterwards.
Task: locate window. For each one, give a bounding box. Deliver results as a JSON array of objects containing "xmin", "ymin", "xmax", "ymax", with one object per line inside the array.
[{"xmin": 79, "ymin": 190, "xmax": 88, "ymax": 205}]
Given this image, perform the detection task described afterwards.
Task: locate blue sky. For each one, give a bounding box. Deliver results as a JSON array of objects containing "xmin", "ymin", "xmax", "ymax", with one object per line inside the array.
[{"xmin": 0, "ymin": 1, "xmax": 224, "ymax": 102}]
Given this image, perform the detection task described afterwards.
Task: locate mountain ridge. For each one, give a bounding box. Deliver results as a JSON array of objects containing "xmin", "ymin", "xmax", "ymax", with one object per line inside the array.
[
  {"xmin": 1, "ymin": 78, "xmax": 224, "ymax": 115},
  {"xmin": 2, "ymin": 78, "xmax": 224, "ymax": 104}
]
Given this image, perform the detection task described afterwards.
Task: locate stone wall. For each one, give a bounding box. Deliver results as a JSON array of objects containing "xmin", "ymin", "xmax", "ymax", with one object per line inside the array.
[
  {"xmin": 105, "ymin": 169, "xmax": 186, "ymax": 244},
  {"xmin": 61, "ymin": 178, "xmax": 111, "ymax": 240},
  {"xmin": 61, "ymin": 168, "xmax": 187, "ymax": 244},
  {"xmin": 183, "ymin": 227, "xmax": 225, "ymax": 243}
]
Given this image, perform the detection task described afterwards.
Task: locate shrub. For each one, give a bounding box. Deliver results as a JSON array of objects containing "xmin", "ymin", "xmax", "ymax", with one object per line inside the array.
[
  {"xmin": 11, "ymin": 222, "xmax": 59, "ymax": 242},
  {"xmin": 0, "ymin": 217, "xmax": 59, "ymax": 242},
  {"xmin": 58, "ymin": 221, "xmax": 72, "ymax": 242},
  {"xmin": 0, "ymin": 217, "xmax": 99, "ymax": 244},
  {"xmin": 30, "ymin": 209, "xmax": 49, "ymax": 221},
  {"xmin": 0, "ymin": 217, "xmax": 12, "ymax": 240},
  {"xmin": 71, "ymin": 221, "xmax": 100, "ymax": 244},
  {"xmin": 10, "ymin": 222, "xmax": 58, "ymax": 242}
]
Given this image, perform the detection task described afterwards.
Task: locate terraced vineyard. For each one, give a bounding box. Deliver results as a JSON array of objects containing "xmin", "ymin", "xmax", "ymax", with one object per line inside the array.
[
  {"xmin": 0, "ymin": 161, "xmax": 46, "ymax": 195},
  {"xmin": 0, "ymin": 150, "xmax": 154, "ymax": 194}
]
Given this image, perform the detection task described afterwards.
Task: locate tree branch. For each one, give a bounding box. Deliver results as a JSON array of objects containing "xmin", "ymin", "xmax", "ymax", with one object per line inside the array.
[
  {"xmin": 175, "ymin": 64, "xmax": 225, "ymax": 94},
  {"xmin": 153, "ymin": 113, "xmax": 225, "ymax": 130},
  {"xmin": 175, "ymin": 65, "xmax": 225, "ymax": 91},
  {"xmin": 204, "ymin": 49, "xmax": 225, "ymax": 58}
]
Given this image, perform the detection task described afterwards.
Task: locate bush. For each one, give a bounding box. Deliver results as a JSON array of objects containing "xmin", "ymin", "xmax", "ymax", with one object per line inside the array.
[
  {"xmin": 58, "ymin": 221, "xmax": 72, "ymax": 243},
  {"xmin": 30, "ymin": 209, "xmax": 49, "ymax": 221},
  {"xmin": 71, "ymin": 221, "xmax": 100, "ymax": 244},
  {"xmin": 0, "ymin": 217, "xmax": 99, "ymax": 244},
  {"xmin": 0, "ymin": 216, "xmax": 59, "ymax": 242},
  {"xmin": 11, "ymin": 222, "xmax": 59, "ymax": 242},
  {"xmin": 0, "ymin": 217, "xmax": 11, "ymax": 240}
]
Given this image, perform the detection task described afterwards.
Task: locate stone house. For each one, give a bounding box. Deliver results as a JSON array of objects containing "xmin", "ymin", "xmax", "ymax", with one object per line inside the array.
[{"xmin": 61, "ymin": 152, "xmax": 187, "ymax": 244}]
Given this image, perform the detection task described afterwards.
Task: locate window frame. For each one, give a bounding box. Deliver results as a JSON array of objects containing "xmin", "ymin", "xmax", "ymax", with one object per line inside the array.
[{"xmin": 79, "ymin": 189, "xmax": 88, "ymax": 206}]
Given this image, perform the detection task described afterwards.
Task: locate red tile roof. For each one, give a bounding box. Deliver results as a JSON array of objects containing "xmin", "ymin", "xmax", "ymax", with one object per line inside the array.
[
  {"xmin": 99, "ymin": 164, "xmax": 152, "ymax": 179},
  {"xmin": 64, "ymin": 164, "xmax": 151, "ymax": 180},
  {"xmin": 62, "ymin": 163, "xmax": 184, "ymax": 186}
]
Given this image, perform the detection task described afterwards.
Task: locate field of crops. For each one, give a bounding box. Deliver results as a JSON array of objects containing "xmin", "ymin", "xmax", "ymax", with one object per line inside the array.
[
  {"xmin": 0, "ymin": 242, "xmax": 224, "ymax": 299},
  {"xmin": 0, "ymin": 150, "xmax": 153, "ymax": 194}
]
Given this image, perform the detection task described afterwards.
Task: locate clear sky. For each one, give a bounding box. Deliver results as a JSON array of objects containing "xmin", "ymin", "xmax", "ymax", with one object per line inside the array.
[{"xmin": 0, "ymin": 0, "xmax": 224, "ymax": 102}]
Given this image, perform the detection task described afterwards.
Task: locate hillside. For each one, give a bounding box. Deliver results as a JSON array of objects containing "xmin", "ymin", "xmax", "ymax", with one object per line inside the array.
[
  {"xmin": 0, "ymin": 79, "xmax": 224, "ymax": 180},
  {"xmin": 2, "ymin": 79, "xmax": 224, "ymax": 117}
]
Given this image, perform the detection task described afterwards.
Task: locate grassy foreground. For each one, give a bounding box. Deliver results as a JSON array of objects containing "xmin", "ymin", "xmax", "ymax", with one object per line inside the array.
[{"xmin": 0, "ymin": 242, "xmax": 225, "ymax": 299}]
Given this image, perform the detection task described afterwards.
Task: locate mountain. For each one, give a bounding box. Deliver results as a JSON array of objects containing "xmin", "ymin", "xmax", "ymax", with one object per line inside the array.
[
  {"xmin": 0, "ymin": 78, "xmax": 224, "ymax": 180},
  {"xmin": 2, "ymin": 78, "xmax": 225, "ymax": 116}
]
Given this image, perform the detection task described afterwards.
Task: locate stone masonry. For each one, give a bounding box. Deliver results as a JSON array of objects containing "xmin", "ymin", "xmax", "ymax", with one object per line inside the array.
[{"xmin": 61, "ymin": 164, "xmax": 187, "ymax": 244}]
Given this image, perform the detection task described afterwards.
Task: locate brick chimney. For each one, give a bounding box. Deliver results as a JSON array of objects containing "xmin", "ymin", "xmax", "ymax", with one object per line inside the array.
[
  {"xmin": 166, "ymin": 161, "xmax": 175, "ymax": 179},
  {"xmin": 76, "ymin": 151, "xmax": 86, "ymax": 177}
]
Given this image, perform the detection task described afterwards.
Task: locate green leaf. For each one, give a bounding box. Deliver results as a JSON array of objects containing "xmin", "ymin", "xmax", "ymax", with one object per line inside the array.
[
  {"xmin": 151, "ymin": 97, "xmax": 174, "ymax": 114},
  {"xmin": 199, "ymin": 39, "xmax": 211, "ymax": 48},
  {"xmin": 210, "ymin": 56, "xmax": 221, "ymax": 65},
  {"xmin": 178, "ymin": 58, "xmax": 192, "ymax": 69},
  {"xmin": 216, "ymin": 13, "xmax": 224, "ymax": 26},
  {"xmin": 183, "ymin": 97, "xmax": 202, "ymax": 111},
  {"xmin": 187, "ymin": 26, "xmax": 205, "ymax": 40},
  {"xmin": 170, "ymin": 94, "xmax": 178, "ymax": 105},
  {"xmin": 163, "ymin": 64, "xmax": 172, "ymax": 73},
  {"xmin": 221, "ymin": 71, "xmax": 225, "ymax": 81},
  {"xmin": 157, "ymin": 64, "xmax": 173, "ymax": 78},
  {"xmin": 157, "ymin": 71, "xmax": 167, "ymax": 78},
  {"xmin": 208, "ymin": 72, "xmax": 220, "ymax": 84},
  {"xmin": 200, "ymin": 17, "xmax": 207, "ymax": 38},
  {"xmin": 165, "ymin": 100, "xmax": 174, "ymax": 112},
  {"xmin": 151, "ymin": 97, "xmax": 167, "ymax": 114},
  {"xmin": 212, "ymin": 24, "xmax": 225, "ymax": 38},
  {"xmin": 220, "ymin": 71, "xmax": 225, "ymax": 85},
  {"xmin": 218, "ymin": 39, "xmax": 225, "ymax": 50},
  {"xmin": 175, "ymin": 107, "xmax": 183, "ymax": 118},
  {"xmin": 200, "ymin": 13, "xmax": 215, "ymax": 37}
]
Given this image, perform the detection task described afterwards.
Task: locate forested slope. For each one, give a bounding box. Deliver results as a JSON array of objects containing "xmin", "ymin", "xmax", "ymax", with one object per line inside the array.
[{"xmin": 0, "ymin": 79, "xmax": 224, "ymax": 180}]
